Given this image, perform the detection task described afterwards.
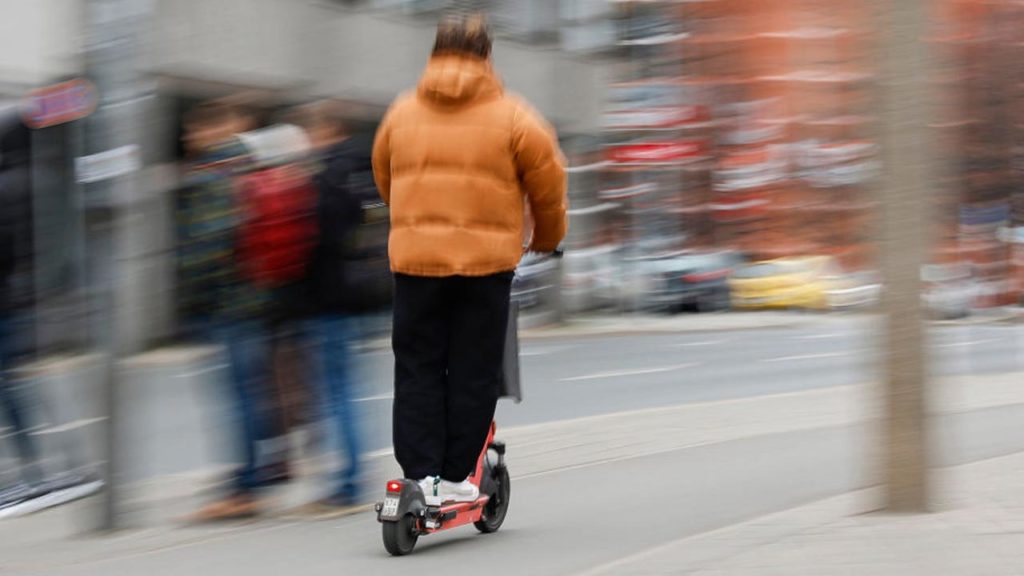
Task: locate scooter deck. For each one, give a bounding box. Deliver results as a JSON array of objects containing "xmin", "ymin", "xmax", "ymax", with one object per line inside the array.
[{"xmin": 422, "ymin": 495, "xmax": 491, "ymax": 533}]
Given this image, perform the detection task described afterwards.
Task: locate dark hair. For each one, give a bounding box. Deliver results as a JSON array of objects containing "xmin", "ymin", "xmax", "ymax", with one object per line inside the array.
[
  {"xmin": 291, "ymin": 100, "xmax": 347, "ymax": 135},
  {"xmin": 184, "ymin": 101, "xmax": 238, "ymax": 128},
  {"xmin": 432, "ymin": 13, "xmax": 492, "ymax": 59}
]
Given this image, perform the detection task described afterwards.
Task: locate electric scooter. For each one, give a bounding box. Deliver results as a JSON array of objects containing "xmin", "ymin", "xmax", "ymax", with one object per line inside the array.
[
  {"xmin": 375, "ymin": 422, "xmax": 510, "ymax": 556},
  {"xmin": 375, "ymin": 250, "xmax": 558, "ymax": 556}
]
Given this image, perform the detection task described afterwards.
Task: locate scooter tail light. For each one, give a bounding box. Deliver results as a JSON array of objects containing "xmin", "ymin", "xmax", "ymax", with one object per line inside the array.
[{"xmin": 387, "ymin": 480, "xmax": 403, "ymax": 493}]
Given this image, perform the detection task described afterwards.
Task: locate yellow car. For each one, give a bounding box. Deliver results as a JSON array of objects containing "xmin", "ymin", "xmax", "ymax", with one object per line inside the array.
[{"xmin": 729, "ymin": 256, "xmax": 841, "ymax": 311}]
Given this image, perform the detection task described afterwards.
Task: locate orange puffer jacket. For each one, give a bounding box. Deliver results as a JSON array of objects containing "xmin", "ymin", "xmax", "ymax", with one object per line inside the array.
[{"xmin": 372, "ymin": 54, "xmax": 568, "ymax": 277}]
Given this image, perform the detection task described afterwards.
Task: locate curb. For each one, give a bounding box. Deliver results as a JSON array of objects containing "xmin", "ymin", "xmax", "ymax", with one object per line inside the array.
[
  {"xmin": 570, "ymin": 489, "xmax": 880, "ymax": 576},
  {"xmin": 933, "ymin": 307, "xmax": 1024, "ymax": 326},
  {"xmin": 519, "ymin": 314, "xmax": 816, "ymax": 340}
]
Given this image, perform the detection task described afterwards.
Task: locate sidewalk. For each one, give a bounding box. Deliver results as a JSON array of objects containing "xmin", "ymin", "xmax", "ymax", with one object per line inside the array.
[
  {"xmin": 577, "ymin": 452, "xmax": 1024, "ymax": 576},
  {"xmin": 3, "ymin": 371, "xmax": 1024, "ymax": 574}
]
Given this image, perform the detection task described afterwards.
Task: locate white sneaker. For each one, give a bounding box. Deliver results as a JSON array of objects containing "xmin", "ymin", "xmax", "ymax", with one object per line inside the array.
[
  {"xmin": 418, "ymin": 476, "xmax": 441, "ymax": 506},
  {"xmin": 438, "ymin": 478, "xmax": 479, "ymax": 503}
]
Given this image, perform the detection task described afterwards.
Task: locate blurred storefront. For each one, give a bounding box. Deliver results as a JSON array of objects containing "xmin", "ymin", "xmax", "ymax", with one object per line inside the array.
[
  {"xmin": 603, "ymin": 0, "xmax": 877, "ymax": 271},
  {"xmin": 0, "ymin": 0, "xmax": 612, "ymax": 340},
  {"xmin": 931, "ymin": 0, "xmax": 1024, "ymax": 308},
  {"xmin": 599, "ymin": 0, "xmax": 1024, "ymax": 311},
  {"xmin": 5, "ymin": 0, "xmax": 1024, "ymax": 331}
]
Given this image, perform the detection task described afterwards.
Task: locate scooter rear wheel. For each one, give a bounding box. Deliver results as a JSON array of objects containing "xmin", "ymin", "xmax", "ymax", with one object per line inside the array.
[
  {"xmin": 475, "ymin": 466, "xmax": 510, "ymax": 534},
  {"xmin": 383, "ymin": 513, "xmax": 419, "ymax": 556}
]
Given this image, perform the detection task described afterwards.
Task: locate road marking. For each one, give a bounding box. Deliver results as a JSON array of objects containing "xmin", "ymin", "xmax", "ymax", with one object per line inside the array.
[
  {"xmin": 560, "ymin": 363, "xmax": 696, "ymax": 382},
  {"xmin": 0, "ymin": 480, "xmax": 105, "ymax": 520},
  {"xmin": 936, "ymin": 339, "xmax": 998, "ymax": 349},
  {"xmin": 354, "ymin": 393, "xmax": 393, "ymax": 403},
  {"xmin": 367, "ymin": 447, "xmax": 394, "ymax": 458},
  {"xmin": 794, "ymin": 333, "xmax": 843, "ymax": 340},
  {"xmin": 521, "ymin": 345, "xmax": 573, "ymax": 357},
  {"xmin": 763, "ymin": 352, "xmax": 849, "ymax": 363},
  {"xmin": 31, "ymin": 417, "xmax": 108, "ymax": 435},
  {"xmin": 176, "ymin": 364, "xmax": 228, "ymax": 379},
  {"xmin": 670, "ymin": 340, "xmax": 726, "ymax": 348},
  {"xmin": 360, "ymin": 344, "xmax": 391, "ymax": 354}
]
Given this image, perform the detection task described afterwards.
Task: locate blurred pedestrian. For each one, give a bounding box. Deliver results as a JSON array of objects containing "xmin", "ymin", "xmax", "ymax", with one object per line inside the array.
[
  {"xmin": 233, "ymin": 120, "xmax": 320, "ymax": 487},
  {"xmin": 372, "ymin": 13, "xmax": 567, "ymax": 504},
  {"xmin": 290, "ymin": 101, "xmax": 391, "ymax": 516},
  {"xmin": 0, "ymin": 120, "xmax": 104, "ymax": 515},
  {"xmin": 178, "ymin": 102, "xmax": 284, "ymax": 521},
  {"xmin": 0, "ymin": 139, "xmax": 45, "ymax": 509}
]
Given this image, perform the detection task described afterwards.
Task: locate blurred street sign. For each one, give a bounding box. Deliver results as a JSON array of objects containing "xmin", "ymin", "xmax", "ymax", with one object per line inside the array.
[
  {"xmin": 607, "ymin": 140, "xmax": 708, "ymax": 164},
  {"xmin": 75, "ymin": 145, "xmax": 141, "ymax": 184},
  {"xmin": 599, "ymin": 182, "xmax": 657, "ymax": 200},
  {"xmin": 21, "ymin": 79, "xmax": 99, "ymax": 129}
]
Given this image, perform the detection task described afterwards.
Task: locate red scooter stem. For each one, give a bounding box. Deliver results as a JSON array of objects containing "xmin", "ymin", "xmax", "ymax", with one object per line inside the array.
[{"xmin": 420, "ymin": 422, "xmax": 497, "ymax": 533}]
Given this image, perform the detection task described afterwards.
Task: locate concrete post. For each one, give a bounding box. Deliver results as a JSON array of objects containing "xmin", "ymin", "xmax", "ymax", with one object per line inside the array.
[
  {"xmin": 876, "ymin": 0, "xmax": 933, "ymax": 512},
  {"xmin": 81, "ymin": 0, "xmax": 155, "ymax": 531}
]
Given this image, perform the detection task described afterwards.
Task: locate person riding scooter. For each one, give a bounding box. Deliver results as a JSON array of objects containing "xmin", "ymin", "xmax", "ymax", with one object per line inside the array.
[{"xmin": 372, "ymin": 13, "xmax": 567, "ymax": 506}]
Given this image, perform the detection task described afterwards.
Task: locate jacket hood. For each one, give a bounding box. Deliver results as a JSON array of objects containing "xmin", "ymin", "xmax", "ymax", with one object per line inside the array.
[{"xmin": 417, "ymin": 55, "xmax": 502, "ymax": 108}]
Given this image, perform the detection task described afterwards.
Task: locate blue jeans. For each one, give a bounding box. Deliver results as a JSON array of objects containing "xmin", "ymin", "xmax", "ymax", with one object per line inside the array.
[
  {"xmin": 210, "ymin": 319, "xmax": 273, "ymax": 493},
  {"xmin": 0, "ymin": 314, "xmax": 42, "ymax": 484},
  {"xmin": 309, "ymin": 315, "xmax": 363, "ymax": 501}
]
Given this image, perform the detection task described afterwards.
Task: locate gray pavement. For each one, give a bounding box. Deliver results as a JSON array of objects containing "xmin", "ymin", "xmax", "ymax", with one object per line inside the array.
[
  {"xmin": 5, "ymin": 371, "xmax": 1024, "ymax": 575},
  {"xmin": 4, "ymin": 314, "xmax": 1024, "ymax": 476},
  {"xmin": 7, "ymin": 314, "xmax": 1024, "ymax": 497},
  {"xmin": 577, "ymin": 452, "xmax": 1024, "ymax": 576}
]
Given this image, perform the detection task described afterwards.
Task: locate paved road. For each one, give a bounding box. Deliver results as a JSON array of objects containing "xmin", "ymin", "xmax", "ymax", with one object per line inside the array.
[
  {"xmin": 355, "ymin": 318, "xmax": 1024, "ymax": 452},
  {"xmin": 6, "ymin": 316, "xmax": 1022, "ymax": 477},
  {"xmin": 8, "ymin": 316, "xmax": 1024, "ymax": 575}
]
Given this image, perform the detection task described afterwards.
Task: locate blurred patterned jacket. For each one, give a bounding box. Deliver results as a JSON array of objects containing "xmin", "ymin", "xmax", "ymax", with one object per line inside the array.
[
  {"xmin": 0, "ymin": 168, "xmax": 32, "ymax": 316},
  {"xmin": 176, "ymin": 138, "xmax": 269, "ymax": 323}
]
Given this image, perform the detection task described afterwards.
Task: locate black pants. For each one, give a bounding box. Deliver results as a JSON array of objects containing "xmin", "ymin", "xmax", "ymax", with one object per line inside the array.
[{"xmin": 392, "ymin": 272, "xmax": 512, "ymax": 481}]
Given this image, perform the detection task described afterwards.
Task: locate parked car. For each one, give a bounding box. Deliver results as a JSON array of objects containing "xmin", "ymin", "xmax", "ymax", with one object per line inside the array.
[
  {"xmin": 729, "ymin": 256, "xmax": 842, "ymax": 311},
  {"xmin": 922, "ymin": 263, "xmax": 978, "ymax": 319},
  {"xmin": 821, "ymin": 263, "xmax": 980, "ymax": 318},
  {"xmin": 562, "ymin": 244, "xmax": 622, "ymax": 313},
  {"xmin": 512, "ymin": 252, "xmax": 559, "ymax": 311},
  {"xmin": 639, "ymin": 251, "xmax": 744, "ymax": 313},
  {"xmin": 826, "ymin": 270, "xmax": 883, "ymax": 311}
]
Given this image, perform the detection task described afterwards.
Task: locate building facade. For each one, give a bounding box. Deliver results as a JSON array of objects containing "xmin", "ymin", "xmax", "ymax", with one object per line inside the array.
[{"xmin": 0, "ymin": 0, "xmax": 614, "ymax": 350}]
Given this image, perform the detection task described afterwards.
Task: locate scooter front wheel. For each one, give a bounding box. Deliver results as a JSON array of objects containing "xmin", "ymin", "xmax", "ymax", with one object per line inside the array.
[
  {"xmin": 383, "ymin": 514, "xmax": 419, "ymax": 556},
  {"xmin": 475, "ymin": 466, "xmax": 510, "ymax": 534}
]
